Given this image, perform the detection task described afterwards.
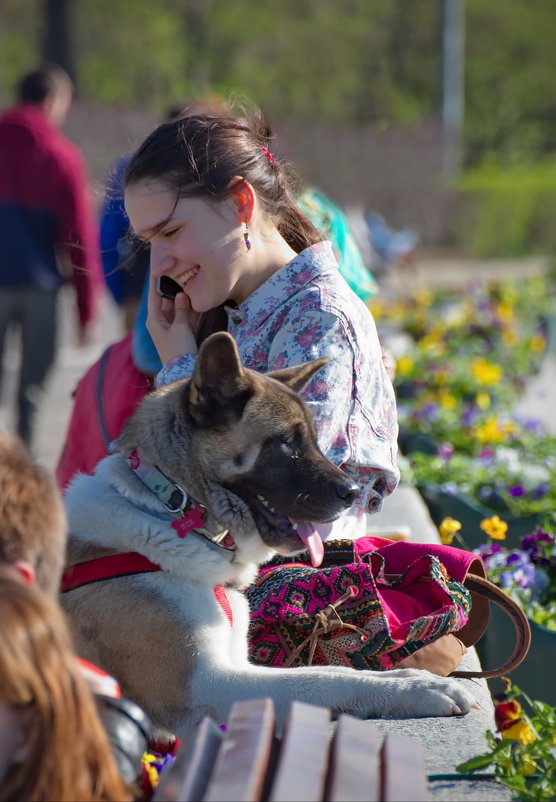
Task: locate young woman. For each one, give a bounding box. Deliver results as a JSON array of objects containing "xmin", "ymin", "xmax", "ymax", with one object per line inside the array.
[
  {"xmin": 0, "ymin": 566, "xmax": 132, "ymax": 801},
  {"xmin": 123, "ymin": 108, "xmax": 399, "ymax": 541}
]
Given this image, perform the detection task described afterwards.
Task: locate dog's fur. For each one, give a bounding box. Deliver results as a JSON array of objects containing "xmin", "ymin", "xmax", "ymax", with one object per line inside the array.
[{"xmin": 62, "ymin": 332, "xmax": 475, "ymax": 736}]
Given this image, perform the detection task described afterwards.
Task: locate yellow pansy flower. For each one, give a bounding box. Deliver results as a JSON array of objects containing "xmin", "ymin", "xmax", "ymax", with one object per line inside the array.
[
  {"xmin": 141, "ymin": 754, "xmax": 159, "ymax": 788},
  {"xmin": 519, "ymin": 755, "xmax": 538, "ymax": 775},
  {"xmin": 471, "ymin": 358, "xmax": 503, "ymax": 386},
  {"xmin": 438, "ymin": 517, "xmax": 462, "ymax": 545},
  {"xmin": 415, "ymin": 288, "xmax": 434, "ymax": 307},
  {"xmin": 434, "ymin": 369, "xmax": 449, "ymax": 385},
  {"xmin": 439, "ymin": 392, "xmax": 457, "ymax": 410},
  {"xmin": 475, "ymin": 391, "xmax": 491, "ymax": 410},
  {"xmin": 501, "ymin": 421, "xmax": 521, "ymax": 437},
  {"xmin": 475, "ymin": 417, "xmax": 508, "ymax": 444},
  {"xmin": 396, "ymin": 355, "xmax": 414, "ymax": 376},
  {"xmin": 496, "ymin": 302, "xmax": 514, "ymax": 323},
  {"xmin": 418, "ymin": 331, "xmax": 446, "ymax": 356},
  {"xmin": 501, "ymin": 719, "xmax": 537, "ymax": 745},
  {"xmin": 480, "ymin": 515, "xmax": 508, "ymax": 540},
  {"xmin": 530, "ymin": 333, "xmax": 546, "ymax": 353},
  {"xmin": 501, "ymin": 327, "xmax": 519, "ymax": 346},
  {"xmin": 389, "ymin": 301, "xmax": 407, "ymax": 320}
]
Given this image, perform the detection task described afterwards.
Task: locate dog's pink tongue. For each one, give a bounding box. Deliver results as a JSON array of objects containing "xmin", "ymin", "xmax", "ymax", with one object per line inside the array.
[{"xmin": 295, "ymin": 522, "xmax": 324, "ymax": 567}]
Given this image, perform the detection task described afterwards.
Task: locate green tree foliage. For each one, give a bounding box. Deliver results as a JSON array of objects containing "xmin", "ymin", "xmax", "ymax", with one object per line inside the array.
[
  {"xmin": 465, "ymin": 0, "xmax": 556, "ymax": 166},
  {"xmin": 1, "ymin": 0, "xmax": 556, "ymax": 167},
  {"xmin": 0, "ymin": 0, "xmax": 43, "ymax": 106}
]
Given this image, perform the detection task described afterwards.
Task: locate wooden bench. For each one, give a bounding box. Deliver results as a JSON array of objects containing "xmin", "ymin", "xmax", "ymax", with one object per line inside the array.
[{"xmin": 153, "ymin": 698, "xmax": 429, "ymax": 802}]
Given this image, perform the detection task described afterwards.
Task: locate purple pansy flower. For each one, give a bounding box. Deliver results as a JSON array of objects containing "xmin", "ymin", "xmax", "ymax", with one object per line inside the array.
[
  {"xmin": 437, "ymin": 442, "xmax": 454, "ymax": 460},
  {"xmin": 532, "ymin": 483, "xmax": 549, "ymax": 500}
]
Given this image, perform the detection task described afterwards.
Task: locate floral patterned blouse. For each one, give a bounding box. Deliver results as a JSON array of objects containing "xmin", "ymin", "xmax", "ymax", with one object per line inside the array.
[{"xmin": 157, "ymin": 241, "xmax": 399, "ymax": 516}]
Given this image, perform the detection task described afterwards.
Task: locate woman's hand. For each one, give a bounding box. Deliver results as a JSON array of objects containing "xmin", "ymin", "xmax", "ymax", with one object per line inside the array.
[
  {"xmin": 146, "ymin": 274, "xmax": 200, "ymax": 364},
  {"xmin": 381, "ymin": 346, "xmax": 397, "ymax": 382}
]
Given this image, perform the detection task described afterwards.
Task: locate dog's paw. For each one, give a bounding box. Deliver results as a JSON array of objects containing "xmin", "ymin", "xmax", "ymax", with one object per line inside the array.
[{"xmin": 378, "ymin": 669, "xmax": 478, "ymax": 718}]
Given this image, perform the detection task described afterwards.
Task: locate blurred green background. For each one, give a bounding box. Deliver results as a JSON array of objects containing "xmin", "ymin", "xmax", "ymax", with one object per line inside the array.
[{"xmin": 2, "ymin": 0, "xmax": 556, "ymax": 257}]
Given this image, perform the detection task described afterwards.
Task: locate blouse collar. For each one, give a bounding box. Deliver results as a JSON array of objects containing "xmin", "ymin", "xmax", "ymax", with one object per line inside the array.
[{"xmin": 225, "ymin": 241, "xmax": 336, "ymax": 328}]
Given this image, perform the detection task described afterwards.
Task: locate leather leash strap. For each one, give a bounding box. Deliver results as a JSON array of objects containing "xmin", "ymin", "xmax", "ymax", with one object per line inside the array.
[{"xmin": 450, "ymin": 574, "xmax": 532, "ymax": 679}]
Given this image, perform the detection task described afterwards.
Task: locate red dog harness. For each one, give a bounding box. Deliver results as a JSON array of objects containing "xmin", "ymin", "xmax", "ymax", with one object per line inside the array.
[{"xmin": 61, "ymin": 552, "xmax": 233, "ymax": 625}]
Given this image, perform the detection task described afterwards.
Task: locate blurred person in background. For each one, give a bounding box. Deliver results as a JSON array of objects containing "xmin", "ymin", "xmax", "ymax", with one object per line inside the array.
[
  {"xmin": 0, "ymin": 432, "xmax": 152, "ymax": 790},
  {"xmin": 0, "ymin": 430, "xmax": 120, "ymax": 696},
  {"xmin": 0, "ymin": 63, "xmax": 103, "ymax": 446},
  {"xmin": 0, "ymin": 565, "xmax": 133, "ymax": 802},
  {"xmin": 297, "ymin": 186, "xmax": 379, "ymax": 302},
  {"xmin": 100, "ymin": 151, "xmax": 152, "ymax": 334}
]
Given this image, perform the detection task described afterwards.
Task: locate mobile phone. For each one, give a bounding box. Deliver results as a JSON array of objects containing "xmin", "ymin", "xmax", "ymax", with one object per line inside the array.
[{"xmin": 156, "ymin": 276, "xmax": 182, "ymax": 300}]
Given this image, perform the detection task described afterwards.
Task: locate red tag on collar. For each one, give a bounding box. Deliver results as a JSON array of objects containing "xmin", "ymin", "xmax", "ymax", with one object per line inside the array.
[
  {"xmin": 171, "ymin": 506, "xmax": 206, "ymax": 538},
  {"xmin": 220, "ymin": 532, "xmax": 236, "ymax": 549},
  {"xmin": 214, "ymin": 585, "xmax": 233, "ymax": 625}
]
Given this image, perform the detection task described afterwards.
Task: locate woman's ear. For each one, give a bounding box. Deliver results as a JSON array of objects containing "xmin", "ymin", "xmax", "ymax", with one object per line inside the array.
[{"xmin": 231, "ymin": 180, "xmax": 255, "ymax": 223}]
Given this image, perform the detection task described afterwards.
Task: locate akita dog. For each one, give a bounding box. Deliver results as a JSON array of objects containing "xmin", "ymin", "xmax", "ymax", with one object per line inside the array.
[{"xmin": 61, "ymin": 332, "xmax": 476, "ymax": 736}]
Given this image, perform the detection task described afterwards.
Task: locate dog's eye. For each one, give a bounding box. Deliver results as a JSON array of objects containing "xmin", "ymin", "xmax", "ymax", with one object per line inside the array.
[
  {"xmin": 279, "ymin": 435, "xmax": 299, "ymax": 459},
  {"xmin": 233, "ymin": 453, "xmax": 245, "ymax": 467}
]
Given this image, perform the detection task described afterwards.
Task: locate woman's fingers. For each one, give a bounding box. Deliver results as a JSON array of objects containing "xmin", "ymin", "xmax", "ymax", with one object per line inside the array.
[
  {"xmin": 174, "ymin": 291, "xmax": 201, "ymax": 332},
  {"xmin": 146, "ymin": 281, "xmax": 199, "ymax": 364}
]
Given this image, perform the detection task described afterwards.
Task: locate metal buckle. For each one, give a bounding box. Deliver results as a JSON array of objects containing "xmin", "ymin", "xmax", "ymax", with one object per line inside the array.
[{"xmin": 163, "ymin": 484, "xmax": 189, "ymax": 514}]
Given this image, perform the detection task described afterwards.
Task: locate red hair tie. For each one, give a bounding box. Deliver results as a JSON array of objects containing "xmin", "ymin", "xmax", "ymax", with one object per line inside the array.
[{"xmin": 261, "ymin": 146, "xmax": 276, "ymax": 164}]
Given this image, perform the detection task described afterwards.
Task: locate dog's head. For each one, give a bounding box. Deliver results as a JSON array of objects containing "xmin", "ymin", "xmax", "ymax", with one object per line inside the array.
[{"xmin": 117, "ymin": 332, "xmax": 359, "ymax": 566}]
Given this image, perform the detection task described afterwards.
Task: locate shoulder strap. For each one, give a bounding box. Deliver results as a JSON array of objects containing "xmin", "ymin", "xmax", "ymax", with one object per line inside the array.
[
  {"xmin": 450, "ymin": 574, "xmax": 532, "ymax": 679},
  {"xmin": 95, "ymin": 344, "xmax": 113, "ymax": 449}
]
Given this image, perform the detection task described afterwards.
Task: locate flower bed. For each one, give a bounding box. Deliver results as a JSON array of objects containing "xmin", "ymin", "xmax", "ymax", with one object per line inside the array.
[
  {"xmin": 401, "ymin": 442, "xmax": 556, "ymax": 544},
  {"xmin": 376, "ymin": 274, "xmax": 556, "ymax": 722},
  {"xmin": 474, "ymin": 528, "xmax": 556, "ymax": 634},
  {"xmin": 439, "ymin": 517, "xmax": 556, "ymax": 705},
  {"xmin": 375, "ymin": 274, "xmax": 556, "ymax": 526}
]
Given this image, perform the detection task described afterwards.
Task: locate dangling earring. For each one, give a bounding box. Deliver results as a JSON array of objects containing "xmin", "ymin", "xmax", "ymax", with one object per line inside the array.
[{"xmin": 243, "ymin": 222, "xmax": 252, "ymax": 251}]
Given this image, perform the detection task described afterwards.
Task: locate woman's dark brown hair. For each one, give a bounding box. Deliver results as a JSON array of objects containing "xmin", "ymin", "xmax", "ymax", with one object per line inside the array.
[
  {"xmin": 124, "ymin": 108, "xmax": 321, "ymax": 343},
  {"xmin": 0, "ymin": 567, "xmax": 132, "ymax": 801},
  {"xmin": 124, "ymin": 109, "xmax": 320, "ymax": 254}
]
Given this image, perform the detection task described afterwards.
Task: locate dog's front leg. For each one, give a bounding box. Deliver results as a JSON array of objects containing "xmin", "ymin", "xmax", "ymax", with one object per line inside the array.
[{"xmin": 187, "ymin": 659, "xmax": 479, "ymax": 734}]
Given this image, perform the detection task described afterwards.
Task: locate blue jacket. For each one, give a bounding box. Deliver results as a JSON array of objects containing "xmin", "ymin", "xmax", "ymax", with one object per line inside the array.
[{"xmin": 100, "ymin": 154, "xmax": 148, "ymax": 306}]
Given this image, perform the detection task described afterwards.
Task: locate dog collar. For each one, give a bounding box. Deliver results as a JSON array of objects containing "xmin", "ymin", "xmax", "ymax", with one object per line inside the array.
[
  {"xmin": 127, "ymin": 449, "xmax": 189, "ymax": 513},
  {"xmin": 126, "ymin": 450, "xmax": 236, "ymax": 552}
]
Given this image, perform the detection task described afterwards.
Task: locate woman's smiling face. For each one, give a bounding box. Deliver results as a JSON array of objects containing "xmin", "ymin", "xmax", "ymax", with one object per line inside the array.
[{"xmin": 125, "ymin": 180, "xmax": 251, "ymax": 311}]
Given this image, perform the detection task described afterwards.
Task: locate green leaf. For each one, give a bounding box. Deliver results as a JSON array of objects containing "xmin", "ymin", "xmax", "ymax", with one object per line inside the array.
[{"xmin": 456, "ymin": 753, "xmax": 495, "ymax": 773}]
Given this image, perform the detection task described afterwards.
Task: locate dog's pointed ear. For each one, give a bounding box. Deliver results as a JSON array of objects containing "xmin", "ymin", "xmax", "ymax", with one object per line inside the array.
[
  {"xmin": 268, "ymin": 357, "xmax": 328, "ymax": 394},
  {"xmin": 188, "ymin": 332, "xmax": 254, "ymax": 425}
]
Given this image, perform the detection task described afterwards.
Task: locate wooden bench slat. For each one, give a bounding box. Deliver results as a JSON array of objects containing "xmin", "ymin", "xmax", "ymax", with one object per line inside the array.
[
  {"xmin": 269, "ymin": 700, "xmax": 331, "ymax": 802},
  {"xmin": 153, "ymin": 699, "xmax": 431, "ymax": 802},
  {"xmin": 204, "ymin": 697, "xmax": 275, "ymax": 802},
  {"xmin": 153, "ymin": 715, "xmax": 224, "ymax": 802},
  {"xmin": 380, "ymin": 732, "xmax": 428, "ymax": 802},
  {"xmin": 325, "ymin": 714, "xmax": 381, "ymax": 802}
]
